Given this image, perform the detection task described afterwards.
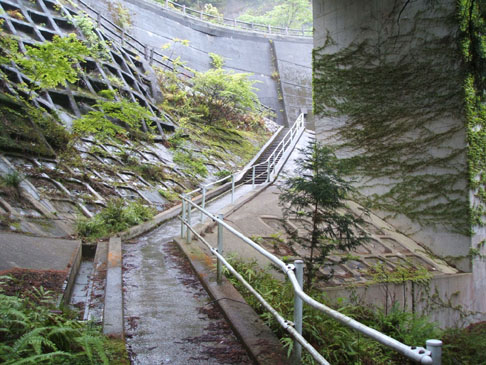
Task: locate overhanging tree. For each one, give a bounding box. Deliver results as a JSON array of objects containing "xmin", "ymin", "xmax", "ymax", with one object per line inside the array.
[{"xmin": 279, "ymin": 142, "xmax": 368, "ymax": 289}]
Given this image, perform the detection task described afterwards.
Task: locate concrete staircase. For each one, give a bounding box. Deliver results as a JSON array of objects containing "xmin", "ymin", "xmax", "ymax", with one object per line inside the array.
[{"xmin": 242, "ymin": 128, "xmax": 289, "ymax": 184}]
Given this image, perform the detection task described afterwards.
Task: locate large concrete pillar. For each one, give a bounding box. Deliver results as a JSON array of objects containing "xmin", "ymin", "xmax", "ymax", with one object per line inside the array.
[{"xmin": 312, "ymin": 0, "xmax": 486, "ymax": 314}]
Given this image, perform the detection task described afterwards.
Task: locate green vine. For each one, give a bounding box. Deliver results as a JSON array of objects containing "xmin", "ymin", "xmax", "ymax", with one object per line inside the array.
[
  {"xmin": 459, "ymin": 0, "xmax": 486, "ymax": 227},
  {"xmin": 312, "ymin": 2, "xmax": 471, "ymax": 233}
]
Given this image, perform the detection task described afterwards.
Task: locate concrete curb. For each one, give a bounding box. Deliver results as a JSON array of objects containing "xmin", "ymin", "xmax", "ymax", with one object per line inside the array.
[
  {"xmin": 103, "ymin": 237, "xmax": 124, "ymax": 338},
  {"xmin": 58, "ymin": 241, "xmax": 82, "ymax": 307},
  {"xmin": 173, "ymin": 233, "xmax": 290, "ymax": 365},
  {"xmin": 119, "ymin": 180, "xmax": 233, "ymax": 240}
]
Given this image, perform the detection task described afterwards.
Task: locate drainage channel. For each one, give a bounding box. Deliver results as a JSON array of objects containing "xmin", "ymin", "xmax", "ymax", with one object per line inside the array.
[
  {"xmin": 123, "ymin": 185, "xmax": 255, "ymax": 364},
  {"xmin": 69, "ymin": 244, "xmax": 106, "ymax": 322}
]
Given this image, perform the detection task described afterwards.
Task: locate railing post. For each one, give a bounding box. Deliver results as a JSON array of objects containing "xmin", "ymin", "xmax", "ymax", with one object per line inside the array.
[
  {"xmin": 217, "ymin": 213, "xmax": 224, "ymax": 284},
  {"xmin": 252, "ymin": 165, "xmax": 256, "ymax": 189},
  {"xmin": 165, "ymin": 0, "xmax": 168, "ymax": 8},
  {"xmin": 426, "ymin": 340, "xmax": 442, "ymax": 365},
  {"xmin": 149, "ymin": 48, "xmax": 154, "ymax": 65},
  {"xmin": 268, "ymin": 24, "xmax": 271, "ymax": 33},
  {"xmin": 96, "ymin": 12, "xmax": 101, "ymax": 27},
  {"xmin": 231, "ymin": 174, "xmax": 235, "ymax": 204},
  {"xmin": 200, "ymin": 10, "xmax": 203, "ymax": 19},
  {"xmin": 182, "ymin": 5, "xmax": 186, "ymax": 14},
  {"xmin": 201, "ymin": 185, "xmax": 206, "ymax": 222},
  {"xmin": 181, "ymin": 194, "xmax": 186, "ymax": 238},
  {"xmin": 186, "ymin": 198, "xmax": 192, "ymax": 242},
  {"xmin": 293, "ymin": 260, "xmax": 304, "ymax": 363},
  {"xmin": 266, "ymin": 160, "xmax": 271, "ymax": 182}
]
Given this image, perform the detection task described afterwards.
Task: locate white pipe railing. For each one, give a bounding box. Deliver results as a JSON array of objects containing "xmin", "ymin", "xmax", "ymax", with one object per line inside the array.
[
  {"xmin": 179, "ymin": 197, "xmax": 442, "ymax": 365},
  {"xmin": 184, "ymin": 113, "xmax": 305, "ymax": 209}
]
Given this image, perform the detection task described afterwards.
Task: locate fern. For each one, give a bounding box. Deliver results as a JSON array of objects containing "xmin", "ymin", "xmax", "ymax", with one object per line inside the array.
[
  {"xmin": 0, "ymin": 289, "xmax": 118, "ymax": 363},
  {"xmin": 3, "ymin": 351, "xmax": 71, "ymax": 364},
  {"xmin": 47, "ymin": 326, "xmax": 79, "ymax": 350},
  {"xmin": 75, "ymin": 333, "xmax": 109, "ymax": 364},
  {"xmin": 13, "ymin": 327, "xmax": 58, "ymax": 355}
]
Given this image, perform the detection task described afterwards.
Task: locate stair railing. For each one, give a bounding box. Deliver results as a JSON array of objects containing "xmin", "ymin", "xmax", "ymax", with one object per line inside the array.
[
  {"xmin": 178, "ymin": 195, "xmax": 443, "ymax": 365},
  {"xmin": 184, "ymin": 114, "xmax": 305, "ymax": 216}
]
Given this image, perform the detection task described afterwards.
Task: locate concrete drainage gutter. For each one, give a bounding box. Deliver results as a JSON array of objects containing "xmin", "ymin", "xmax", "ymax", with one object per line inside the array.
[{"xmin": 103, "ymin": 237, "xmax": 124, "ymax": 338}]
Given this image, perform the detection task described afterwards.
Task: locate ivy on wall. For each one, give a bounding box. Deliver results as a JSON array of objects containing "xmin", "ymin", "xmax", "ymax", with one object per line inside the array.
[
  {"xmin": 312, "ymin": 1, "xmax": 472, "ymax": 234},
  {"xmin": 459, "ymin": 0, "xmax": 486, "ymax": 227}
]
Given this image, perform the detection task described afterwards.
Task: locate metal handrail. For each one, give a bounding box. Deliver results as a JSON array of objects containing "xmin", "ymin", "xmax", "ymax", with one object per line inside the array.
[
  {"xmin": 159, "ymin": 0, "xmax": 312, "ymax": 37},
  {"xmin": 185, "ymin": 113, "xmax": 305, "ymax": 203},
  {"xmin": 179, "ymin": 196, "xmax": 442, "ymax": 365}
]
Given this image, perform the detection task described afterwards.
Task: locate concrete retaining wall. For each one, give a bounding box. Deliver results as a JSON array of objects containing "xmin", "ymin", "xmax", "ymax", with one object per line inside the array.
[
  {"xmin": 80, "ymin": 0, "xmax": 313, "ymax": 126},
  {"xmin": 312, "ymin": 0, "xmax": 486, "ymax": 320}
]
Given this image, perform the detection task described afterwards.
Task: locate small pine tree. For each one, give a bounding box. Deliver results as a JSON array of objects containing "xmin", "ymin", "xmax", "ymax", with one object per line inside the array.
[{"xmin": 279, "ymin": 141, "xmax": 368, "ymax": 289}]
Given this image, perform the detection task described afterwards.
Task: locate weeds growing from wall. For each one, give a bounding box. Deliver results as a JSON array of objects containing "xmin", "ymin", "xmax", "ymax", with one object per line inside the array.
[{"xmin": 76, "ymin": 199, "xmax": 155, "ymax": 241}]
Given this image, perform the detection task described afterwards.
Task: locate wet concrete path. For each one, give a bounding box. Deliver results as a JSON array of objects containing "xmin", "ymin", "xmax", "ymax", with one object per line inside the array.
[{"xmin": 123, "ymin": 186, "xmax": 255, "ymax": 364}]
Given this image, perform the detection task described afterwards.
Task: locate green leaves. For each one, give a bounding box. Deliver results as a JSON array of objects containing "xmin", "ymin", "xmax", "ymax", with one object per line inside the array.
[
  {"xmin": 76, "ymin": 199, "xmax": 155, "ymax": 241},
  {"xmin": 279, "ymin": 142, "xmax": 368, "ymax": 288},
  {"xmin": 16, "ymin": 33, "xmax": 90, "ymax": 92},
  {"xmin": 192, "ymin": 68, "xmax": 260, "ymax": 123},
  {"xmin": 238, "ymin": 0, "xmax": 312, "ymax": 29},
  {"xmin": 0, "ymin": 284, "xmax": 121, "ymax": 364},
  {"xmin": 73, "ymin": 97, "xmax": 153, "ymax": 141}
]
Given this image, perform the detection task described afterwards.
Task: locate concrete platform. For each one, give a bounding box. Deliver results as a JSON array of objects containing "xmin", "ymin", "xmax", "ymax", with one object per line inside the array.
[
  {"xmin": 0, "ymin": 232, "xmax": 82, "ymax": 305},
  {"xmin": 0, "ymin": 232, "xmax": 81, "ymax": 271}
]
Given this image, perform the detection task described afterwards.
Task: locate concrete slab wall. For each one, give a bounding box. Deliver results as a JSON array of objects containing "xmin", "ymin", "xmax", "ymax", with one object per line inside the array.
[
  {"xmin": 312, "ymin": 0, "xmax": 472, "ymax": 270},
  {"xmin": 273, "ymin": 40, "xmax": 313, "ymax": 125},
  {"xmin": 323, "ymin": 273, "xmax": 476, "ymax": 329},
  {"xmin": 312, "ymin": 0, "xmax": 486, "ymax": 319},
  {"xmin": 80, "ymin": 0, "xmax": 313, "ymax": 126}
]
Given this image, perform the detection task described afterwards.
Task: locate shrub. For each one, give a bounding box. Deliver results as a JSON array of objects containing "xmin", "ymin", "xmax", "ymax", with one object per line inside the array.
[
  {"xmin": 76, "ymin": 199, "xmax": 155, "ymax": 241},
  {"xmin": 16, "ymin": 33, "xmax": 91, "ymax": 94},
  {"xmin": 192, "ymin": 68, "xmax": 260, "ymax": 124},
  {"xmin": 73, "ymin": 98, "xmax": 153, "ymax": 142},
  {"xmin": 214, "ymin": 169, "xmax": 232, "ymax": 180},
  {"xmin": 1, "ymin": 170, "xmax": 23, "ymax": 188}
]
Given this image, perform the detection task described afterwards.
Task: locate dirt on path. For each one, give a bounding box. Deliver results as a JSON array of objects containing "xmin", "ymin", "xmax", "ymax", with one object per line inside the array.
[{"xmin": 123, "ymin": 220, "xmax": 252, "ymax": 364}]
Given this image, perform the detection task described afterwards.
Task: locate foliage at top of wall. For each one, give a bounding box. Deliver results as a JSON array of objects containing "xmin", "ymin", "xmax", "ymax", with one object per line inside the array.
[
  {"xmin": 238, "ymin": 0, "xmax": 312, "ymax": 29},
  {"xmin": 458, "ymin": 0, "xmax": 486, "ymax": 227},
  {"xmin": 312, "ymin": 2, "xmax": 470, "ymax": 234}
]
